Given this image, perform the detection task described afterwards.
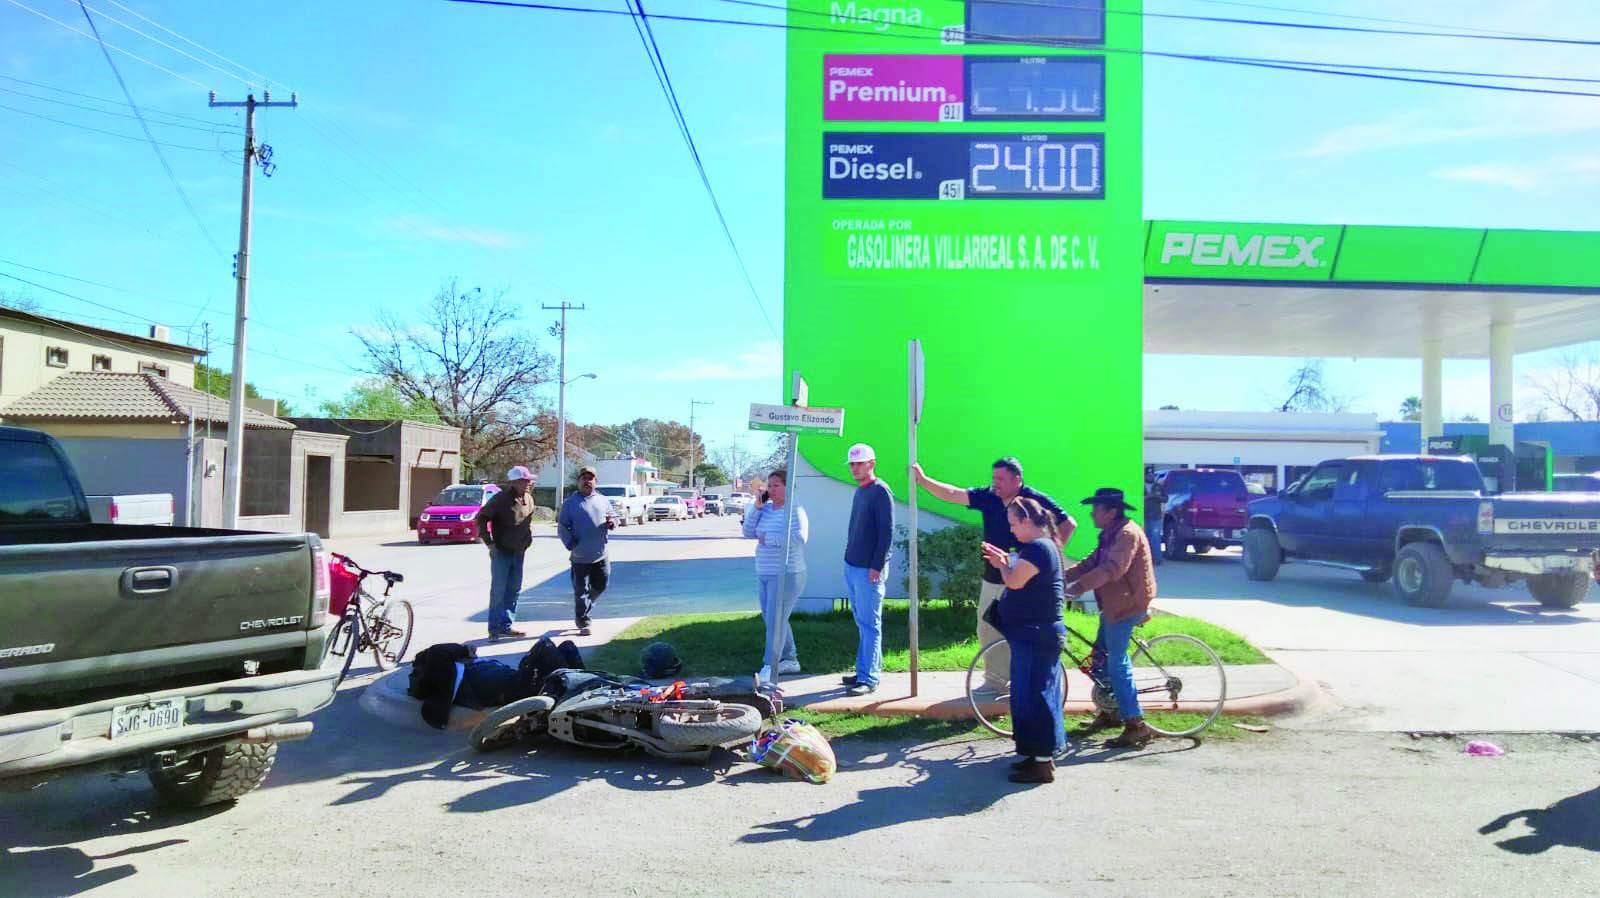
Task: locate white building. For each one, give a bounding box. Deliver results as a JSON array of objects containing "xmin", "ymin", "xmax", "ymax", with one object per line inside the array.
[{"xmin": 1144, "ymin": 410, "xmax": 1384, "ymax": 492}]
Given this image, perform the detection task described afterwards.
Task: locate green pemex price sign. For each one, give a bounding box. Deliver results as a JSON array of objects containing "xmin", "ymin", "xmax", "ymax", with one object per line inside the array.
[{"xmin": 784, "ymin": 0, "xmax": 1145, "ymax": 555}]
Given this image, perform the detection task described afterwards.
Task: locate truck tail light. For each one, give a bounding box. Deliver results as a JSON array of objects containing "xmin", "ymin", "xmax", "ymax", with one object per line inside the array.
[
  {"xmin": 109, "ymin": 501, "xmax": 120, "ymax": 522},
  {"xmin": 1478, "ymin": 501, "xmax": 1494, "ymax": 535},
  {"xmin": 310, "ymin": 540, "xmax": 331, "ymax": 626}
]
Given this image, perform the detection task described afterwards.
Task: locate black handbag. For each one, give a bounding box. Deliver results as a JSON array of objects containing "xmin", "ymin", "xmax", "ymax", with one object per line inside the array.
[{"xmin": 981, "ymin": 596, "xmax": 1004, "ymax": 630}]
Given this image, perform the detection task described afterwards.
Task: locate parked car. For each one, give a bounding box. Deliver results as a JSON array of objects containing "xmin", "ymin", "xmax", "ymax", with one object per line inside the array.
[
  {"xmin": 1553, "ymin": 472, "xmax": 1600, "ymax": 492},
  {"xmin": 596, "ymin": 483, "xmax": 650, "ymax": 526},
  {"xmin": 0, "ymin": 426, "xmax": 338, "ymax": 806},
  {"xmin": 669, "ymin": 489, "xmax": 706, "ymax": 518},
  {"xmin": 1243, "ymin": 454, "xmax": 1600, "ymax": 608},
  {"xmin": 87, "ymin": 493, "xmax": 174, "ymax": 526},
  {"xmin": 418, "ymin": 482, "xmax": 500, "ymax": 544},
  {"xmin": 725, "ymin": 492, "xmax": 753, "ymax": 515},
  {"xmin": 650, "ymin": 495, "xmax": 690, "ymax": 521},
  {"xmin": 1155, "ymin": 468, "xmax": 1251, "ymax": 560},
  {"xmin": 703, "ymin": 496, "xmax": 726, "ymax": 516}
]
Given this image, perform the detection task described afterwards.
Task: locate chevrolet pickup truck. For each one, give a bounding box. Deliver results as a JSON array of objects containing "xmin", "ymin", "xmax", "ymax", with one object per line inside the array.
[
  {"xmin": 1242, "ymin": 454, "xmax": 1600, "ymax": 608},
  {"xmin": 0, "ymin": 426, "xmax": 338, "ymax": 806}
]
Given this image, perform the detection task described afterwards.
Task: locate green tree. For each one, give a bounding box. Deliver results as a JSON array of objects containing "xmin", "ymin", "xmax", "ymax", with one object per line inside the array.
[
  {"xmin": 693, "ymin": 463, "xmax": 728, "ymax": 487},
  {"xmin": 191, "ymin": 362, "xmax": 291, "ymax": 414},
  {"xmin": 318, "ymin": 378, "xmax": 442, "ymax": 423},
  {"xmin": 1400, "ymin": 396, "xmax": 1422, "ymax": 422}
]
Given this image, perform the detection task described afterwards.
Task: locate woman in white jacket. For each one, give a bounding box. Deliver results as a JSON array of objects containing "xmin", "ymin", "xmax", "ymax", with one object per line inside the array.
[{"xmin": 741, "ymin": 470, "xmax": 808, "ymax": 686}]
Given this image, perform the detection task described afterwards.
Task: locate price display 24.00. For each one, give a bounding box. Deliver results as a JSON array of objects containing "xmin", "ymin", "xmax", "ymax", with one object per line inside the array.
[{"xmin": 823, "ymin": 132, "xmax": 1104, "ymax": 200}]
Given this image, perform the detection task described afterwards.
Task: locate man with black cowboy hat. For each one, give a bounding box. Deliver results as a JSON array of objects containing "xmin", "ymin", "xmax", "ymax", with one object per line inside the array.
[{"xmin": 1064, "ymin": 487, "xmax": 1159, "ymax": 749}]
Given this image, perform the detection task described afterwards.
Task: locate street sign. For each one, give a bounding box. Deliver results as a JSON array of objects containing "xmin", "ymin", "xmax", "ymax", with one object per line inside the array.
[
  {"xmin": 749, "ymin": 403, "xmax": 845, "ymax": 435},
  {"xmin": 910, "ymin": 339, "xmax": 925, "ymax": 424}
]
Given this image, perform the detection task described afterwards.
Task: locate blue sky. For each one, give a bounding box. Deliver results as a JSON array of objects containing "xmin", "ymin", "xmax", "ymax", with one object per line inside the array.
[{"xmin": 3, "ymin": 0, "xmax": 1600, "ymax": 461}]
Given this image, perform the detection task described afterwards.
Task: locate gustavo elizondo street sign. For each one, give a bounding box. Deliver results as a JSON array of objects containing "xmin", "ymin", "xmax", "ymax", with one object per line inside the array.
[{"xmin": 748, "ymin": 403, "xmax": 845, "ymax": 436}]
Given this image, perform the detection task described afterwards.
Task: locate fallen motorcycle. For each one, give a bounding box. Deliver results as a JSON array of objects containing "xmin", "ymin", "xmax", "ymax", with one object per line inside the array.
[{"xmin": 470, "ymin": 670, "xmax": 781, "ymax": 763}]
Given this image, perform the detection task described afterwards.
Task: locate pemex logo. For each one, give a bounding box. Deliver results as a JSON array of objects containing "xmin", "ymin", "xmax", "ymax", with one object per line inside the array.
[{"xmin": 1160, "ymin": 232, "xmax": 1328, "ymax": 269}]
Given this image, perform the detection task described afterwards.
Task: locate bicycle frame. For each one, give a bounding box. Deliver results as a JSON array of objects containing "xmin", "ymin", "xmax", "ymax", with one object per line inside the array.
[{"xmin": 1061, "ymin": 624, "xmax": 1183, "ymax": 708}]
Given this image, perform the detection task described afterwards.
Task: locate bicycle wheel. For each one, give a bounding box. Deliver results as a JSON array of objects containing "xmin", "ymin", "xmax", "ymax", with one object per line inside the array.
[
  {"xmin": 368, "ymin": 599, "xmax": 415, "ymax": 671},
  {"xmin": 1128, "ymin": 633, "xmax": 1227, "ymax": 737},
  {"xmin": 964, "ymin": 639, "xmax": 1068, "ymax": 739},
  {"xmin": 329, "ymin": 612, "xmax": 361, "ymax": 687}
]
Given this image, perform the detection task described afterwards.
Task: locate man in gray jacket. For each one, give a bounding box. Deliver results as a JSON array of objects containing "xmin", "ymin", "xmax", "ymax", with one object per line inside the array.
[{"xmin": 559, "ymin": 466, "xmax": 614, "ymax": 636}]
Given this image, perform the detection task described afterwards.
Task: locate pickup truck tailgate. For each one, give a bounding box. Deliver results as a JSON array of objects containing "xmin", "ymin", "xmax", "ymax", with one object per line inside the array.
[
  {"xmin": 0, "ymin": 533, "xmax": 315, "ymax": 670},
  {"xmin": 1489, "ymin": 493, "xmax": 1600, "ymax": 550}
]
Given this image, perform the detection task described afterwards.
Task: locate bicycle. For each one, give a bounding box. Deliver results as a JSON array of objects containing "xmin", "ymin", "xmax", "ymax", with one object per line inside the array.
[
  {"xmin": 965, "ymin": 605, "xmax": 1227, "ymax": 739},
  {"xmin": 325, "ymin": 553, "xmax": 415, "ymax": 685}
]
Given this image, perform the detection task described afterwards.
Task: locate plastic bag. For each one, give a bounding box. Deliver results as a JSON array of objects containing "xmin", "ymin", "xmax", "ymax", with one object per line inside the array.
[
  {"xmin": 751, "ymin": 719, "xmax": 836, "ymax": 784},
  {"xmin": 1464, "ymin": 740, "xmax": 1505, "ymax": 757}
]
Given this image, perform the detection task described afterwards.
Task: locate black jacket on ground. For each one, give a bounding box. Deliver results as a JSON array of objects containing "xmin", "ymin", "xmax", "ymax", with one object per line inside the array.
[{"xmin": 476, "ymin": 489, "xmax": 534, "ymax": 553}]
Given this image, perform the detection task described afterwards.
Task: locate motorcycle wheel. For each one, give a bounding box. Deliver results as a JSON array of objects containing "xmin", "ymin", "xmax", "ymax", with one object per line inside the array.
[
  {"xmin": 656, "ymin": 703, "xmax": 763, "ymax": 748},
  {"xmin": 470, "ymin": 695, "xmax": 555, "ymax": 753}
]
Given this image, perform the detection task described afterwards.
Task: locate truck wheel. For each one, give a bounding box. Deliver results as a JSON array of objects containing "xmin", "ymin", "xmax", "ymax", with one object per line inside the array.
[
  {"xmin": 147, "ymin": 741, "xmax": 277, "ymax": 807},
  {"xmin": 1242, "ymin": 528, "xmax": 1282, "ymax": 581},
  {"xmin": 1393, "ymin": 543, "xmax": 1453, "ymax": 608},
  {"xmin": 1162, "ymin": 520, "xmax": 1186, "ymax": 562},
  {"xmin": 1527, "ymin": 572, "xmax": 1592, "ymax": 609}
]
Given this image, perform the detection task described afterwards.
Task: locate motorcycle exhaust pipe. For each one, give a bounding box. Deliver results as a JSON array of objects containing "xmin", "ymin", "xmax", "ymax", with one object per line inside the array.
[{"xmin": 241, "ymin": 722, "xmax": 314, "ymax": 744}]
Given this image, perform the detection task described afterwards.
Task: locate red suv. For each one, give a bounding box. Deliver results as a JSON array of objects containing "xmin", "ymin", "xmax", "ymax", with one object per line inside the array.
[{"xmin": 1155, "ymin": 469, "xmax": 1251, "ymax": 561}]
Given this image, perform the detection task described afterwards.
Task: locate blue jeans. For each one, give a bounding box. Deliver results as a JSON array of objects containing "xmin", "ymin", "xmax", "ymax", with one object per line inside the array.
[
  {"xmin": 1145, "ymin": 517, "xmax": 1164, "ymax": 565},
  {"xmin": 1092, "ymin": 612, "xmax": 1143, "ymax": 720},
  {"xmin": 487, "ymin": 547, "xmax": 525, "ymax": 634},
  {"xmin": 844, "ymin": 563, "xmax": 886, "ymax": 687},
  {"xmin": 1007, "ymin": 622, "xmax": 1066, "ymax": 758},
  {"xmin": 758, "ymin": 571, "xmax": 804, "ymax": 672}
]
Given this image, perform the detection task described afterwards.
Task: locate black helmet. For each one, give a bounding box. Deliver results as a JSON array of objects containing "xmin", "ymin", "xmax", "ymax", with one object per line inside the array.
[{"xmin": 640, "ymin": 642, "xmax": 683, "ymax": 679}]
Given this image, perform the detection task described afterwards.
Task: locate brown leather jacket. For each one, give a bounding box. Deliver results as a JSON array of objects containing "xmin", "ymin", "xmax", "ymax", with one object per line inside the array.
[{"xmin": 1064, "ymin": 517, "xmax": 1157, "ymax": 623}]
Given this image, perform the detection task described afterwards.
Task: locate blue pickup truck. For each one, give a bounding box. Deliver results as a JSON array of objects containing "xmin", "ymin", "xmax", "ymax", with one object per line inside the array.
[{"xmin": 1243, "ymin": 455, "xmax": 1600, "ymax": 608}]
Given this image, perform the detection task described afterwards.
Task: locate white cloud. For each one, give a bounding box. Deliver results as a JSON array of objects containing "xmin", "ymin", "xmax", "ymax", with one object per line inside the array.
[
  {"xmin": 382, "ymin": 215, "xmax": 525, "ymax": 249},
  {"xmin": 1434, "ymin": 155, "xmax": 1600, "ymax": 193},
  {"xmin": 654, "ymin": 341, "xmax": 781, "ymax": 382}
]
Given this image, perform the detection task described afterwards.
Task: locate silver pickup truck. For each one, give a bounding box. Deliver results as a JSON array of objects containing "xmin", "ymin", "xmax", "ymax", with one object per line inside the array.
[{"xmin": 0, "ymin": 426, "xmax": 339, "ymax": 807}]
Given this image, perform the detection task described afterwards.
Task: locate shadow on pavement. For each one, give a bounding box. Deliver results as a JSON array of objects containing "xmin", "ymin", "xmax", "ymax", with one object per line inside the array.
[
  {"xmin": 1156, "ymin": 553, "xmax": 1595, "ymax": 628},
  {"xmin": 1479, "ymin": 786, "xmax": 1600, "ymax": 854},
  {"xmin": 463, "ymin": 557, "xmax": 757, "ymax": 625},
  {"xmin": 0, "ymin": 789, "xmax": 225, "ymax": 896}
]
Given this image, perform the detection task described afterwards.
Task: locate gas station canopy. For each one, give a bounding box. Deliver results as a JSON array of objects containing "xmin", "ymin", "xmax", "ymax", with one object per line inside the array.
[{"xmin": 1142, "ymin": 220, "xmax": 1600, "ymax": 358}]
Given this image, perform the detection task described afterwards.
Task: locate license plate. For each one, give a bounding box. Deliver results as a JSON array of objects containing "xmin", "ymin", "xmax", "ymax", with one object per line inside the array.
[
  {"xmin": 436, "ymin": 528, "xmax": 450, "ymax": 536},
  {"xmin": 110, "ymin": 698, "xmax": 185, "ymax": 740}
]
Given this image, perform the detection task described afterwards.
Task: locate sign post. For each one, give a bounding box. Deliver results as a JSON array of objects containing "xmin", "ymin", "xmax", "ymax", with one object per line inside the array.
[
  {"xmin": 749, "ymin": 373, "xmax": 845, "ymax": 683},
  {"xmin": 907, "ymin": 339, "xmax": 925, "ymax": 696}
]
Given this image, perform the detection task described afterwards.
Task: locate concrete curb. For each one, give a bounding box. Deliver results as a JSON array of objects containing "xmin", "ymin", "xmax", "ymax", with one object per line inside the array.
[
  {"xmin": 796, "ymin": 668, "xmax": 1323, "ymax": 720},
  {"xmin": 357, "ymin": 667, "xmax": 488, "ymax": 733}
]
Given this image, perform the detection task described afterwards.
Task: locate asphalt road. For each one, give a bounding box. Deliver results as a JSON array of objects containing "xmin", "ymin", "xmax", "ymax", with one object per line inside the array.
[
  {"xmin": 4, "ymin": 720, "xmax": 1595, "ymax": 896},
  {"xmin": 1150, "ymin": 548, "xmax": 1600, "ymax": 732}
]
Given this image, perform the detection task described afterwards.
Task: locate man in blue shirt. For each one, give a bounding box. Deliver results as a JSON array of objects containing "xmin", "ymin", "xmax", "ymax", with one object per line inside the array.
[
  {"xmin": 913, "ymin": 457, "xmax": 1075, "ymax": 692},
  {"xmin": 842, "ymin": 443, "xmax": 894, "ymax": 696},
  {"xmin": 558, "ymin": 466, "xmax": 615, "ymax": 636}
]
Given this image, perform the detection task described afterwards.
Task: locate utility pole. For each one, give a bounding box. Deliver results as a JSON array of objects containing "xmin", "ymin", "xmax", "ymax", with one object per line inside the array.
[
  {"xmin": 688, "ymin": 399, "xmax": 712, "ymax": 489},
  {"xmin": 210, "ymin": 90, "xmax": 295, "ymax": 528},
  {"xmin": 544, "ymin": 302, "xmax": 585, "ymax": 508}
]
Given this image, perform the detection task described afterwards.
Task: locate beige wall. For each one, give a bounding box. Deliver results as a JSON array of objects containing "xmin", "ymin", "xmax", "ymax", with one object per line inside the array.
[
  {"xmin": 0, "ymin": 318, "xmax": 198, "ymax": 408},
  {"xmin": 12, "ymin": 421, "xmax": 183, "ymax": 439}
]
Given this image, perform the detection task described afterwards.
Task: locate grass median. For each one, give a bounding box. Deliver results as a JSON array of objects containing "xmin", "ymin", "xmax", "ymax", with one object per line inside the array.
[{"xmin": 585, "ymin": 599, "xmax": 1268, "ymax": 678}]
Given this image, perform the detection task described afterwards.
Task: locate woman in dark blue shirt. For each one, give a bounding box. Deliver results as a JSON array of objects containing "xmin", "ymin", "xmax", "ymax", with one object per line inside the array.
[{"xmin": 981, "ymin": 497, "xmax": 1066, "ymax": 784}]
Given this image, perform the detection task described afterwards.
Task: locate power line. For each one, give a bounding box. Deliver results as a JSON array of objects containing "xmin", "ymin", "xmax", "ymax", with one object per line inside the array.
[
  {"xmin": 75, "ymin": 1, "xmax": 229, "ymax": 258},
  {"xmin": 446, "ymin": 0, "xmax": 1600, "ymax": 99},
  {"xmin": 1183, "ymin": 0, "xmax": 1562, "ymax": 40},
  {"xmin": 0, "ymin": 101, "xmax": 225, "ymax": 150},
  {"xmin": 626, "ymin": 0, "xmax": 777, "ymax": 335},
  {"xmin": 0, "ymin": 75, "xmax": 243, "ymax": 128},
  {"xmin": 98, "ymin": 0, "xmax": 285, "ymax": 89},
  {"xmin": 4, "ymin": 0, "xmax": 214, "ymax": 91},
  {"xmin": 0, "ymin": 85, "xmax": 244, "ymax": 132},
  {"xmin": 75, "ymin": 1, "xmax": 260, "ymax": 89}
]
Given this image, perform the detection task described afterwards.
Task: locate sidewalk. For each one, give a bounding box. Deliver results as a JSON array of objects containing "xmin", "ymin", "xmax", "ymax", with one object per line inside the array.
[{"xmin": 779, "ymin": 663, "xmax": 1317, "ymax": 720}]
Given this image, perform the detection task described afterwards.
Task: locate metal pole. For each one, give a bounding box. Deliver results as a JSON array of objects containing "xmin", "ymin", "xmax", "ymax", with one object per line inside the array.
[
  {"xmin": 556, "ymin": 305, "xmax": 567, "ymax": 507},
  {"xmin": 210, "ymin": 90, "xmax": 294, "ymax": 528},
  {"xmin": 688, "ymin": 399, "xmax": 712, "ymax": 489},
  {"xmin": 774, "ymin": 372, "xmax": 802, "ymax": 677},
  {"xmin": 907, "ymin": 342, "xmax": 921, "ymax": 696}
]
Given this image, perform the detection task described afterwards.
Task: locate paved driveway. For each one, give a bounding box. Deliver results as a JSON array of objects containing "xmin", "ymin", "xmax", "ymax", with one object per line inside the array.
[{"xmin": 1154, "ymin": 549, "xmax": 1600, "ymax": 732}]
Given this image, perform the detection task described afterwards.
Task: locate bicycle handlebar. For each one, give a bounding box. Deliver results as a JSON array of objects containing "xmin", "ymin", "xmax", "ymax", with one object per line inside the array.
[{"xmin": 330, "ymin": 552, "xmax": 404, "ymax": 586}]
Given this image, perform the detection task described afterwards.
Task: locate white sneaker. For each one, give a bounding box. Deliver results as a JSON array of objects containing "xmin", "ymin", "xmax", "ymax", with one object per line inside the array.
[{"xmin": 777, "ymin": 660, "xmax": 802, "ymax": 676}]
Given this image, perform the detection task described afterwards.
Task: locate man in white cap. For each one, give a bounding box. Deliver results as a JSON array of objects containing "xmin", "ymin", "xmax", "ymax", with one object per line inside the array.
[
  {"xmin": 475, "ymin": 465, "xmax": 536, "ymax": 640},
  {"xmin": 842, "ymin": 443, "xmax": 894, "ymax": 696}
]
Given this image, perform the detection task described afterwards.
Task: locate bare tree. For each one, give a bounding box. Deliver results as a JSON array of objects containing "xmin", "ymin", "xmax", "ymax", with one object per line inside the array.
[
  {"xmin": 1277, "ymin": 360, "xmax": 1350, "ymax": 413},
  {"xmin": 355, "ymin": 280, "xmax": 555, "ymax": 477},
  {"xmin": 1526, "ymin": 352, "xmax": 1600, "ymax": 421},
  {"xmin": 0, "ymin": 288, "xmax": 40, "ymax": 312}
]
